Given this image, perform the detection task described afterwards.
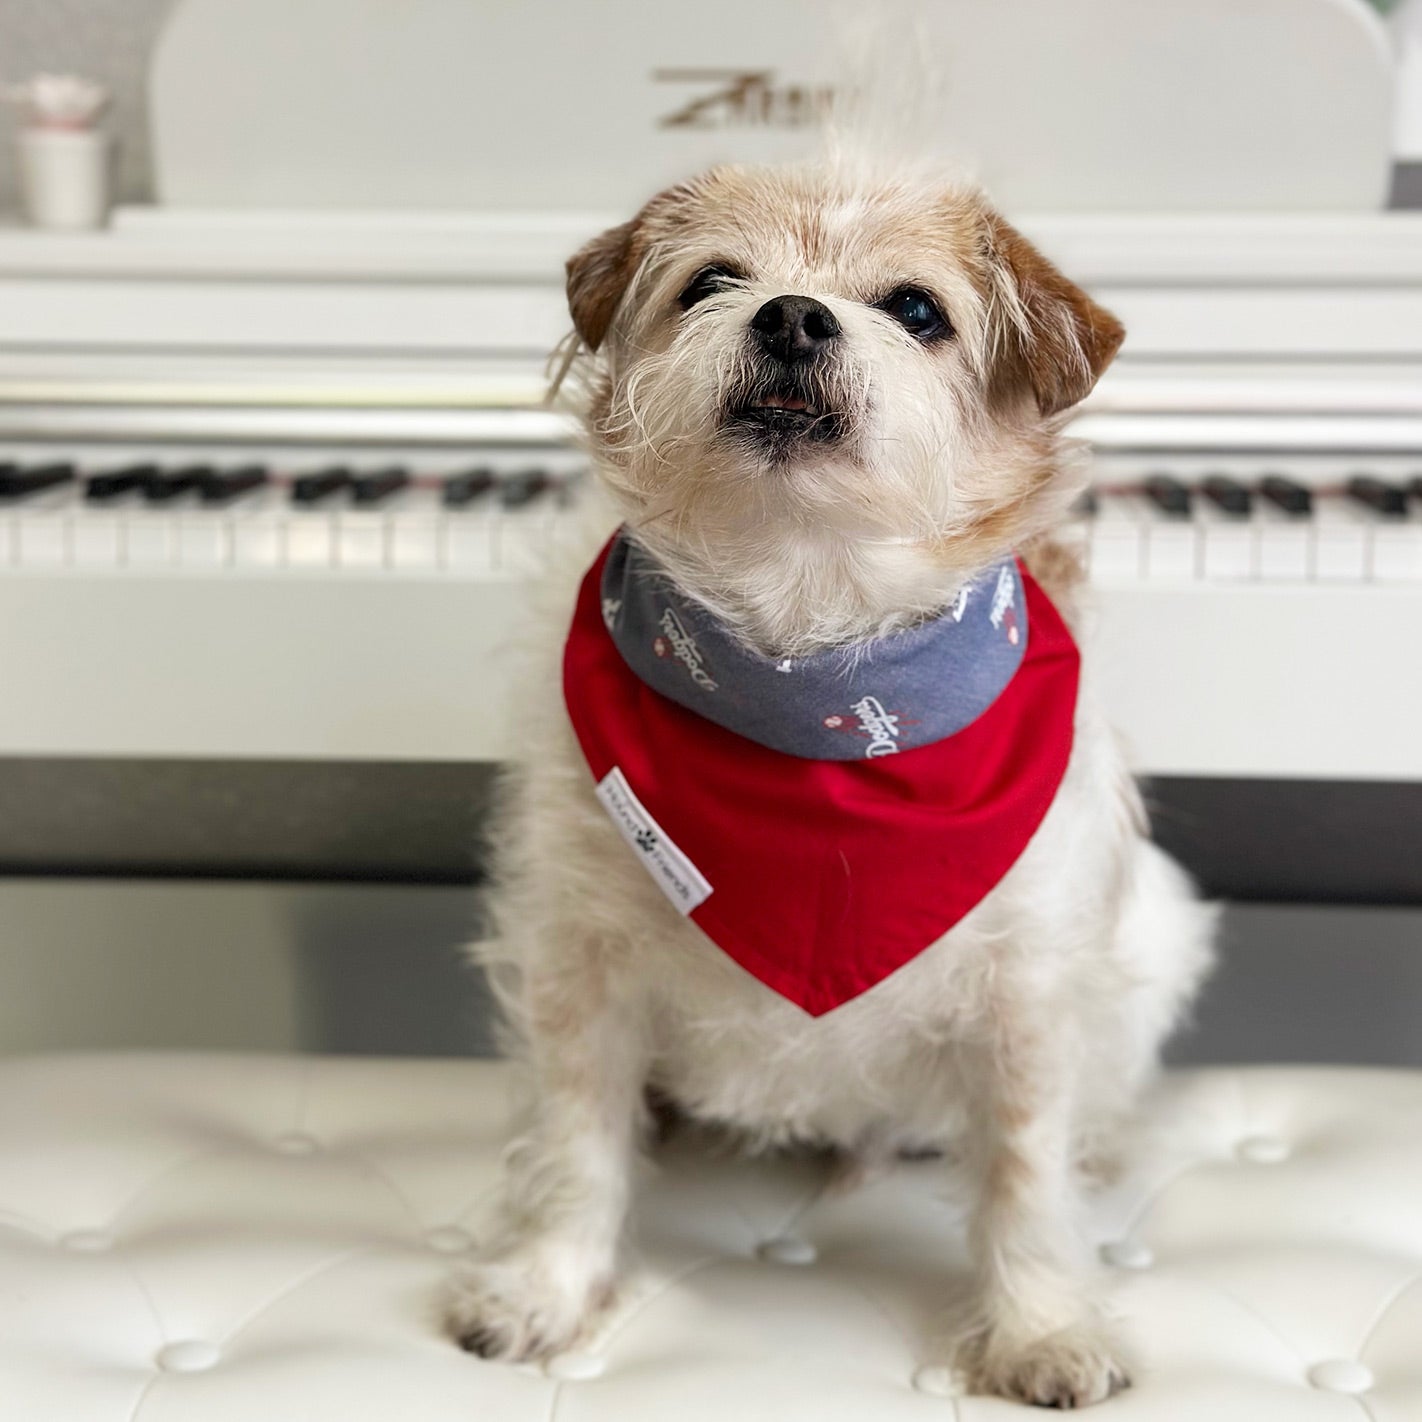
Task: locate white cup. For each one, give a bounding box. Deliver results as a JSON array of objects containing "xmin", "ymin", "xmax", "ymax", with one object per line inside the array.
[{"xmin": 16, "ymin": 128, "xmax": 114, "ymax": 230}]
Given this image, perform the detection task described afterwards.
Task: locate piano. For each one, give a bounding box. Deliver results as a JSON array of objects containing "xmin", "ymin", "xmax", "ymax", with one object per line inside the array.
[{"xmin": 1, "ymin": 0, "xmax": 1419, "ymax": 902}]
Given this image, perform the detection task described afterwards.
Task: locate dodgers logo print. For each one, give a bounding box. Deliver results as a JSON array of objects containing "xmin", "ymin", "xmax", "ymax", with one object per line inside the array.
[
  {"xmin": 653, "ymin": 607, "xmax": 719, "ymax": 691},
  {"xmin": 823, "ymin": 695, "xmax": 914, "ymax": 757}
]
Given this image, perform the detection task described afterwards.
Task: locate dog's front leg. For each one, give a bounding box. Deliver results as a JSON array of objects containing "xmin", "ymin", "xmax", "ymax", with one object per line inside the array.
[
  {"xmin": 955, "ymin": 1019, "xmax": 1130, "ymax": 1409},
  {"xmin": 449, "ymin": 960, "xmax": 646, "ymax": 1363}
]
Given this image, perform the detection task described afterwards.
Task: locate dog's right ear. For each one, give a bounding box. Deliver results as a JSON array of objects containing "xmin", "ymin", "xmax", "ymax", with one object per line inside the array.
[
  {"xmin": 567, "ymin": 182, "xmax": 700, "ymax": 351},
  {"xmin": 981, "ymin": 210, "xmax": 1125, "ymax": 418},
  {"xmin": 566, "ymin": 218, "xmax": 642, "ymax": 353}
]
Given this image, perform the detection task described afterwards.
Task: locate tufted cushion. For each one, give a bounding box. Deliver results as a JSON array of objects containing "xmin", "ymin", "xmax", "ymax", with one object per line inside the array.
[{"xmin": 0, "ymin": 1054, "xmax": 1419, "ymax": 1419}]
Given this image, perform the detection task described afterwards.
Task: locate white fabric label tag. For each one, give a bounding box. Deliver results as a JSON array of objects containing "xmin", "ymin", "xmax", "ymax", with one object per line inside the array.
[{"xmin": 594, "ymin": 767, "xmax": 713, "ymax": 915}]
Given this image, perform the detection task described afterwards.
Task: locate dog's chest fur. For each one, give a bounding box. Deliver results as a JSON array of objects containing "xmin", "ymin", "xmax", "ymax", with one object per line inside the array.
[{"xmin": 514, "ymin": 674, "xmax": 1137, "ymax": 1155}]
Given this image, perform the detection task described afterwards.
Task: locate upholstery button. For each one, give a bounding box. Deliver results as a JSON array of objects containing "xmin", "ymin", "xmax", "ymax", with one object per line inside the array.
[
  {"xmin": 912, "ymin": 1365, "xmax": 962, "ymax": 1397},
  {"xmin": 1236, "ymin": 1135, "xmax": 1291, "ymax": 1164},
  {"xmin": 426, "ymin": 1226, "xmax": 474, "ymax": 1254},
  {"xmin": 757, "ymin": 1236, "xmax": 817, "ymax": 1266},
  {"xmin": 60, "ymin": 1229, "xmax": 114, "ymax": 1252},
  {"xmin": 274, "ymin": 1131, "xmax": 320, "ymax": 1155},
  {"xmin": 1100, "ymin": 1239, "xmax": 1154, "ymax": 1270},
  {"xmin": 544, "ymin": 1351, "xmax": 605, "ymax": 1381},
  {"xmin": 1308, "ymin": 1360, "xmax": 1373, "ymax": 1394},
  {"xmin": 155, "ymin": 1340, "xmax": 220, "ymax": 1373}
]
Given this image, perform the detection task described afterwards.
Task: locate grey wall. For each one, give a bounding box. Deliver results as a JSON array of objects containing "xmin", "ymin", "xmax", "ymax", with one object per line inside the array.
[{"xmin": 0, "ymin": 0, "xmax": 175, "ymax": 214}]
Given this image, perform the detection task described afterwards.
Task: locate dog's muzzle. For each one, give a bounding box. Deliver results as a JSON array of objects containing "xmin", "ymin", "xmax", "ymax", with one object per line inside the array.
[{"xmin": 724, "ymin": 294, "xmax": 846, "ymax": 455}]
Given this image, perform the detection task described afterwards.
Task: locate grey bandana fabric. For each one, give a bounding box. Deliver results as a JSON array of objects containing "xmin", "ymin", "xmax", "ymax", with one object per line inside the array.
[{"xmin": 600, "ymin": 532, "xmax": 1029, "ymax": 761}]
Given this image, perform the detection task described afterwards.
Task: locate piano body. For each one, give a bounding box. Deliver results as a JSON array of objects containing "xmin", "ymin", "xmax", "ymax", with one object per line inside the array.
[{"xmin": 0, "ymin": 0, "xmax": 1419, "ymax": 904}]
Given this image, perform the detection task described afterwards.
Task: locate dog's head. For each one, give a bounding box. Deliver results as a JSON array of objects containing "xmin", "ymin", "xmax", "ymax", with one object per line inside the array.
[{"xmin": 567, "ymin": 165, "xmax": 1121, "ymax": 643}]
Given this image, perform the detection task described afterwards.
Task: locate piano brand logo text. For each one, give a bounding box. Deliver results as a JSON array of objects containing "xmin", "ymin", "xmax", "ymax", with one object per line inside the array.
[{"xmin": 653, "ymin": 69, "xmax": 836, "ymax": 130}]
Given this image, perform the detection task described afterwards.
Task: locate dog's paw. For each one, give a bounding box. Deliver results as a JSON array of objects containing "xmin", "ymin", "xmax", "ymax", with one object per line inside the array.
[
  {"xmin": 446, "ymin": 1252, "xmax": 609, "ymax": 1364},
  {"xmin": 956, "ymin": 1319, "xmax": 1131, "ymax": 1409}
]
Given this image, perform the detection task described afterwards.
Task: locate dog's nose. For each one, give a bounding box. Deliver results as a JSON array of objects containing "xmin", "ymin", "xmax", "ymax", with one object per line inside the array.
[{"xmin": 750, "ymin": 296, "xmax": 841, "ymax": 362}]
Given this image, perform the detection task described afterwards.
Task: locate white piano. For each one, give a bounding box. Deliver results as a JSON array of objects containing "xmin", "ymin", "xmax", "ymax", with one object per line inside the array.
[{"xmin": 1, "ymin": 0, "xmax": 1419, "ymax": 797}]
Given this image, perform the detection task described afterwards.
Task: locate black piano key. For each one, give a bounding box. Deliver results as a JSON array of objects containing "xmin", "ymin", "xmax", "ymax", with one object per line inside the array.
[
  {"xmin": 498, "ymin": 468, "xmax": 550, "ymax": 509},
  {"xmin": 0, "ymin": 462, "xmax": 76, "ymax": 498},
  {"xmin": 291, "ymin": 467, "xmax": 351, "ymax": 504},
  {"xmin": 351, "ymin": 468, "xmax": 410, "ymax": 506},
  {"xmin": 198, "ymin": 465, "xmax": 268, "ymax": 504},
  {"xmin": 86, "ymin": 464, "xmax": 157, "ymax": 501},
  {"xmin": 442, "ymin": 468, "xmax": 496, "ymax": 507},
  {"xmin": 1346, "ymin": 475, "xmax": 1408, "ymax": 518},
  {"xmin": 1200, "ymin": 475, "xmax": 1252, "ymax": 516},
  {"xmin": 142, "ymin": 465, "xmax": 210, "ymax": 502},
  {"xmin": 1409, "ymin": 476, "xmax": 1422, "ymax": 505},
  {"xmin": 1260, "ymin": 475, "xmax": 1313, "ymax": 517},
  {"xmin": 1142, "ymin": 473, "xmax": 1192, "ymax": 518}
]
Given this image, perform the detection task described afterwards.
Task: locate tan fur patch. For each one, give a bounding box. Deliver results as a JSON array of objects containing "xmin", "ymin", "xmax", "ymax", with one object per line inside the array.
[{"xmin": 981, "ymin": 211, "xmax": 1125, "ymax": 417}]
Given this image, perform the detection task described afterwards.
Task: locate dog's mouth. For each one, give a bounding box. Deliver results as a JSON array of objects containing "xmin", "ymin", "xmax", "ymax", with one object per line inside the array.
[{"xmin": 725, "ymin": 381, "xmax": 843, "ymax": 451}]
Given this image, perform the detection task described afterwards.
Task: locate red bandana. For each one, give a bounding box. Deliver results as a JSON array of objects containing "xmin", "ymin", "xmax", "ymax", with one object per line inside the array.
[{"xmin": 562, "ymin": 536, "xmax": 1080, "ymax": 1016}]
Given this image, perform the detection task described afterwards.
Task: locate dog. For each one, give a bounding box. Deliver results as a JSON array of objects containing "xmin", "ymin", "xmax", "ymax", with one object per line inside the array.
[{"xmin": 448, "ymin": 161, "xmax": 1216, "ymax": 1409}]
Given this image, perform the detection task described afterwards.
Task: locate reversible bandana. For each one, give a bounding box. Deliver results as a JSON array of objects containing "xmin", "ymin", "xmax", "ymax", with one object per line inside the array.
[{"xmin": 563, "ymin": 528, "xmax": 1080, "ymax": 1017}]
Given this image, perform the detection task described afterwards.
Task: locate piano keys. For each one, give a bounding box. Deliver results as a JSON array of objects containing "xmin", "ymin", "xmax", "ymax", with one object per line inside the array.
[
  {"xmin": 0, "ymin": 452, "xmax": 582, "ymax": 573},
  {"xmin": 3, "ymin": 451, "xmax": 1420, "ymax": 583},
  {"xmin": 1, "ymin": 455, "xmax": 1418, "ymax": 582}
]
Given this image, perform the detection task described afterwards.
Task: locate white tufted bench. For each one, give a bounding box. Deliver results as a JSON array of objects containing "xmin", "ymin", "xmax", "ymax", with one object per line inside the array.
[{"xmin": 1, "ymin": 1054, "xmax": 1419, "ymax": 1419}]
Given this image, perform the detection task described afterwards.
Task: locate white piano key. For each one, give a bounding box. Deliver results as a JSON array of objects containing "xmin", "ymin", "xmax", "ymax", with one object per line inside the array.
[
  {"xmin": 1255, "ymin": 508, "xmax": 1311, "ymax": 582},
  {"xmin": 1311, "ymin": 497, "xmax": 1370, "ymax": 581},
  {"xmin": 285, "ymin": 511, "xmax": 336, "ymax": 568},
  {"xmin": 336, "ymin": 510, "xmax": 387, "ymax": 569},
  {"xmin": 6, "ymin": 487, "xmax": 73, "ymax": 568},
  {"xmin": 71, "ymin": 512, "xmax": 122, "ymax": 568},
  {"xmin": 496, "ymin": 506, "xmax": 556, "ymax": 575},
  {"xmin": 1197, "ymin": 506, "xmax": 1254, "ymax": 580},
  {"xmin": 1087, "ymin": 494, "xmax": 1145, "ymax": 581},
  {"xmin": 389, "ymin": 489, "xmax": 442, "ymax": 570},
  {"xmin": 17, "ymin": 516, "xmax": 67, "ymax": 567},
  {"xmin": 226, "ymin": 489, "xmax": 287, "ymax": 568},
  {"xmin": 1372, "ymin": 517, "xmax": 1422, "ymax": 582},
  {"xmin": 177, "ymin": 514, "xmax": 230, "ymax": 567},
  {"xmin": 232, "ymin": 523, "xmax": 281, "ymax": 567},
  {"xmin": 123, "ymin": 516, "xmax": 176, "ymax": 567},
  {"xmin": 1142, "ymin": 508, "xmax": 1197, "ymax": 581},
  {"xmin": 443, "ymin": 511, "xmax": 497, "ymax": 573}
]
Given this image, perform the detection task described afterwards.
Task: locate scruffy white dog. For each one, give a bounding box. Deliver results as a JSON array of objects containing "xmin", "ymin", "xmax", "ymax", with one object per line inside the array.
[{"xmin": 449, "ymin": 161, "xmax": 1215, "ymax": 1409}]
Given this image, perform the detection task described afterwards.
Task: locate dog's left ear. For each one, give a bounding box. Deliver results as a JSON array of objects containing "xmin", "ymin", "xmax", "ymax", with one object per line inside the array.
[
  {"xmin": 983, "ymin": 211, "xmax": 1124, "ymax": 418},
  {"xmin": 566, "ymin": 218, "xmax": 642, "ymax": 352}
]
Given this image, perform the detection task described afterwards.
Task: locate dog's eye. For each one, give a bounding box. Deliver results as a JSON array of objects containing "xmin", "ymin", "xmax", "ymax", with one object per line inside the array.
[
  {"xmin": 678, "ymin": 264, "xmax": 744, "ymax": 310},
  {"xmin": 879, "ymin": 287, "xmax": 949, "ymax": 341}
]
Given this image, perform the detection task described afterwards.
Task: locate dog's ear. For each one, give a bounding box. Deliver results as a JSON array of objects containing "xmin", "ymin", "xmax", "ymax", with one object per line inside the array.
[
  {"xmin": 567, "ymin": 183, "xmax": 701, "ymax": 351},
  {"xmin": 566, "ymin": 217, "xmax": 642, "ymax": 352},
  {"xmin": 982, "ymin": 211, "xmax": 1124, "ymax": 417}
]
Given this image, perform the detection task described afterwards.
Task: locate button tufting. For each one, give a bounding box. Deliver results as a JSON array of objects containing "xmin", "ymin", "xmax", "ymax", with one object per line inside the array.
[
  {"xmin": 912, "ymin": 1365, "xmax": 962, "ymax": 1397},
  {"xmin": 273, "ymin": 1131, "xmax": 320, "ymax": 1155},
  {"xmin": 1236, "ymin": 1135, "xmax": 1291, "ymax": 1164},
  {"xmin": 1308, "ymin": 1360, "xmax": 1374, "ymax": 1395},
  {"xmin": 59, "ymin": 1229, "xmax": 113, "ymax": 1252},
  {"xmin": 155, "ymin": 1340, "xmax": 220, "ymax": 1373},
  {"xmin": 8, "ymin": 1054, "xmax": 1422, "ymax": 1421},
  {"xmin": 426, "ymin": 1226, "xmax": 474, "ymax": 1254},
  {"xmin": 544, "ymin": 1351, "xmax": 605, "ymax": 1381},
  {"xmin": 1100, "ymin": 1238, "xmax": 1154, "ymax": 1270},
  {"xmin": 756, "ymin": 1236, "xmax": 817, "ymax": 1266}
]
